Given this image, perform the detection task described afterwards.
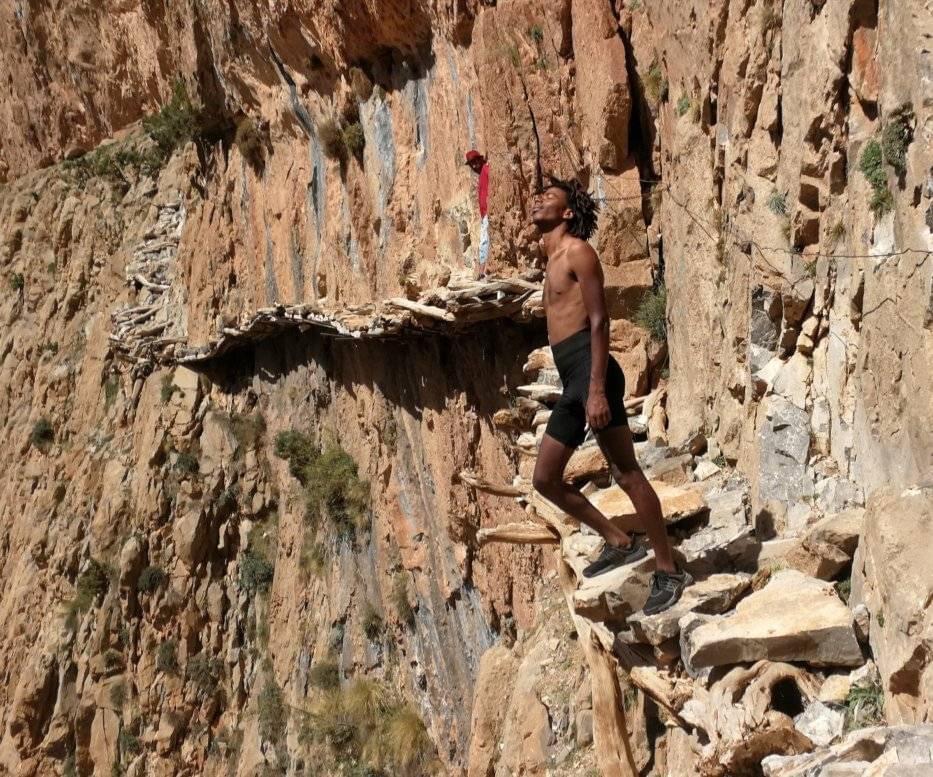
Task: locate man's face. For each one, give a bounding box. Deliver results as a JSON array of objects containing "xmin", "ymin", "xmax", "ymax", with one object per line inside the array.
[
  {"xmin": 468, "ymin": 158, "xmax": 484, "ymax": 174},
  {"xmin": 531, "ymin": 186, "xmax": 572, "ymax": 230}
]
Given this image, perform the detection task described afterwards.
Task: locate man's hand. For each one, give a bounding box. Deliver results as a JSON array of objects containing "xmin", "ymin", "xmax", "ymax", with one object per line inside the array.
[{"xmin": 586, "ymin": 390, "xmax": 611, "ymax": 430}]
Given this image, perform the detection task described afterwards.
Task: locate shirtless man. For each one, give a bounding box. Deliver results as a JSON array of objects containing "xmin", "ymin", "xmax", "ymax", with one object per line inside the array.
[{"xmin": 530, "ymin": 177, "xmax": 689, "ymax": 615}]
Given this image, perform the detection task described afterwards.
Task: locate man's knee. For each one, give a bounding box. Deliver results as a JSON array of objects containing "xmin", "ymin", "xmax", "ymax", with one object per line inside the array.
[
  {"xmin": 532, "ymin": 472, "xmax": 563, "ymax": 500},
  {"xmin": 612, "ymin": 464, "xmax": 645, "ymax": 492}
]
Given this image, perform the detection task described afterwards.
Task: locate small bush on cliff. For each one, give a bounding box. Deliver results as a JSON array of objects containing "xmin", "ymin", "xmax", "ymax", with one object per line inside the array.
[
  {"xmin": 304, "ymin": 445, "xmax": 370, "ymax": 533},
  {"xmin": 391, "ymin": 573, "xmax": 416, "ymax": 629},
  {"xmin": 258, "ymin": 676, "xmax": 288, "ymax": 745},
  {"xmin": 881, "ymin": 104, "xmax": 913, "ymax": 177},
  {"xmin": 30, "ymin": 417, "xmax": 55, "ymax": 449},
  {"xmin": 174, "ymin": 450, "xmax": 199, "ymax": 475},
  {"xmin": 187, "ymin": 652, "xmax": 223, "ymax": 696},
  {"xmin": 319, "ymin": 118, "xmax": 347, "ymax": 159},
  {"xmin": 343, "ymin": 122, "xmax": 366, "ymax": 156},
  {"xmin": 310, "ymin": 660, "xmax": 341, "ymax": 691},
  {"xmin": 767, "ymin": 189, "xmax": 788, "ymax": 216},
  {"xmin": 9, "ymin": 272, "xmax": 24, "ymax": 291},
  {"xmin": 676, "ymin": 94, "xmax": 692, "ymax": 117},
  {"xmin": 156, "ymin": 639, "xmax": 179, "ymax": 674},
  {"xmin": 143, "ymin": 80, "xmax": 201, "ymax": 158},
  {"xmin": 118, "ymin": 728, "xmax": 141, "ymax": 756},
  {"xmin": 859, "ymin": 139, "xmax": 894, "ymax": 215},
  {"xmin": 634, "ymin": 284, "xmax": 668, "ymax": 344},
  {"xmin": 240, "ymin": 548, "xmax": 275, "ymax": 594},
  {"xmin": 361, "ymin": 602, "xmax": 383, "ymax": 641},
  {"xmin": 69, "ymin": 558, "xmax": 112, "ymax": 618},
  {"xmin": 274, "ymin": 430, "xmax": 317, "ymax": 481},
  {"xmin": 234, "ymin": 116, "xmax": 265, "ymax": 171},
  {"xmin": 644, "ymin": 61, "xmax": 666, "ymax": 103},
  {"xmin": 377, "ymin": 704, "xmax": 434, "ymax": 773},
  {"xmin": 160, "ymin": 374, "xmax": 178, "ymax": 403},
  {"xmin": 844, "ymin": 678, "xmax": 884, "ymax": 731},
  {"xmin": 224, "ymin": 411, "xmax": 266, "ymax": 456},
  {"xmin": 137, "ymin": 565, "xmax": 166, "ymax": 594},
  {"xmin": 275, "ymin": 430, "xmax": 370, "ymax": 534}
]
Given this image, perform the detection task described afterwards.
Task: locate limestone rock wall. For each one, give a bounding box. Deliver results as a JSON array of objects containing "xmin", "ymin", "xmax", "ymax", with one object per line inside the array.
[{"xmin": 0, "ymin": 0, "xmax": 930, "ymax": 775}]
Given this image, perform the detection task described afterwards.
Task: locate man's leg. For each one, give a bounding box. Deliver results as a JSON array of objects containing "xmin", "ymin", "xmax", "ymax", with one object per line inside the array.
[
  {"xmin": 476, "ymin": 215, "xmax": 490, "ymax": 279},
  {"xmin": 532, "ymin": 434, "xmax": 632, "ymax": 548},
  {"xmin": 595, "ymin": 425, "xmax": 677, "ymax": 574}
]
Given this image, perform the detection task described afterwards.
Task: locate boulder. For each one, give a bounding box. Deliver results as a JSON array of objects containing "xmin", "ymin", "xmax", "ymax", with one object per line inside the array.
[
  {"xmin": 646, "ymin": 453, "xmax": 694, "ymax": 485},
  {"xmin": 762, "ymin": 725, "xmax": 933, "ymax": 777},
  {"xmin": 856, "ymin": 487, "xmax": 933, "ymax": 724},
  {"xmin": 757, "ymin": 396, "xmax": 814, "ymax": 503},
  {"xmin": 588, "ymin": 481, "xmax": 707, "ymax": 528},
  {"xmin": 468, "ymin": 645, "xmax": 518, "ymax": 777},
  {"xmin": 173, "ymin": 507, "xmax": 208, "ymax": 567},
  {"xmin": 569, "ymin": 535, "xmax": 653, "ymax": 623},
  {"xmin": 681, "ymin": 570, "xmax": 863, "ymax": 669},
  {"xmin": 694, "ymin": 459, "xmax": 722, "ymax": 481},
  {"xmin": 628, "ymin": 573, "xmax": 751, "ymax": 645},
  {"xmin": 783, "ymin": 509, "xmax": 864, "ymax": 579},
  {"xmin": 794, "ymin": 700, "xmax": 845, "ymax": 747}
]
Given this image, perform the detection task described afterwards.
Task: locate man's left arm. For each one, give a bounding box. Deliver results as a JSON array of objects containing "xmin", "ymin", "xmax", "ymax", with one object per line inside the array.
[{"xmin": 571, "ymin": 244, "xmax": 611, "ymax": 429}]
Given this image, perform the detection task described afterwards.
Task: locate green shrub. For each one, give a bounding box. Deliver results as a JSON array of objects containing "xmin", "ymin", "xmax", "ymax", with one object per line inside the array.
[
  {"xmin": 187, "ymin": 652, "xmax": 222, "ymax": 695},
  {"xmin": 30, "ymin": 417, "xmax": 55, "ymax": 449},
  {"xmin": 676, "ymin": 94, "xmax": 692, "ymax": 117},
  {"xmin": 160, "ymin": 374, "xmax": 178, "ymax": 403},
  {"xmin": 156, "ymin": 639, "xmax": 179, "ymax": 674},
  {"xmin": 71, "ymin": 558, "xmax": 112, "ymax": 613},
  {"xmin": 881, "ymin": 105, "xmax": 912, "ymax": 177},
  {"xmin": 342, "ymin": 122, "xmax": 365, "ymax": 156},
  {"xmin": 319, "ymin": 118, "xmax": 346, "ymax": 160},
  {"xmin": 110, "ymin": 681, "xmax": 126, "ymax": 709},
  {"xmin": 529, "ymin": 24, "xmax": 544, "ymax": 43},
  {"xmin": 304, "ymin": 445, "xmax": 370, "ymax": 533},
  {"xmin": 379, "ymin": 704, "xmax": 434, "ymax": 773},
  {"xmin": 119, "ymin": 728, "xmax": 141, "ymax": 755},
  {"xmin": 392, "ymin": 574, "xmax": 415, "ymax": 629},
  {"xmin": 844, "ymin": 678, "xmax": 884, "ymax": 731},
  {"xmin": 174, "ymin": 451, "xmax": 199, "ymax": 474},
  {"xmin": 143, "ymin": 80, "xmax": 200, "ymax": 158},
  {"xmin": 137, "ymin": 565, "xmax": 166, "ymax": 594},
  {"xmin": 870, "ymin": 187, "xmax": 894, "ymax": 216},
  {"xmin": 644, "ymin": 61, "xmax": 664, "ymax": 102},
  {"xmin": 859, "ymin": 139, "xmax": 886, "ymax": 191},
  {"xmin": 361, "ymin": 602, "xmax": 383, "ymax": 641},
  {"xmin": 258, "ymin": 677, "xmax": 288, "ymax": 744},
  {"xmin": 240, "ymin": 548, "xmax": 275, "ymax": 594},
  {"xmin": 9, "ymin": 272, "xmax": 24, "ymax": 291},
  {"xmin": 274, "ymin": 430, "xmax": 317, "ymax": 481},
  {"xmin": 634, "ymin": 285, "xmax": 668, "ymax": 344},
  {"xmin": 310, "ymin": 660, "xmax": 341, "ymax": 691},
  {"xmin": 835, "ymin": 577, "xmax": 851, "ymax": 604},
  {"xmin": 767, "ymin": 189, "xmax": 788, "ymax": 216},
  {"xmin": 63, "ymin": 755, "xmax": 77, "ymax": 777},
  {"xmin": 226, "ymin": 411, "xmax": 266, "ymax": 454},
  {"xmin": 234, "ymin": 117, "xmax": 265, "ymax": 170}
]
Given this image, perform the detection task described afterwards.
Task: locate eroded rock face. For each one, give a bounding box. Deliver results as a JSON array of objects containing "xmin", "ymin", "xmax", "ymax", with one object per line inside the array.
[{"xmin": 855, "ymin": 487, "xmax": 933, "ymax": 725}]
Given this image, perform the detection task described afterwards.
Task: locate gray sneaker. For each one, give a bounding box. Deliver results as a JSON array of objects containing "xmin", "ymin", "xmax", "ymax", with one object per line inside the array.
[
  {"xmin": 582, "ymin": 541, "xmax": 648, "ymax": 578},
  {"xmin": 642, "ymin": 570, "xmax": 693, "ymax": 615}
]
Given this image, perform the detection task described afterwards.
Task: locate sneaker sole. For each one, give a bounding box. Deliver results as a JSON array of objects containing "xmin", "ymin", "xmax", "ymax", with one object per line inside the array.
[
  {"xmin": 642, "ymin": 572, "xmax": 694, "ymax": 616},
  {"xmin": 582, "ymin": 545, "xmax": 649, "ymax": 578}
]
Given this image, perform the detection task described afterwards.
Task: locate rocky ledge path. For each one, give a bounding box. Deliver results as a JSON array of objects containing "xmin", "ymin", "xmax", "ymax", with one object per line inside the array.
[{"xmin": 469, "ymin": 344, "xmax": 929, "ymax": 777}]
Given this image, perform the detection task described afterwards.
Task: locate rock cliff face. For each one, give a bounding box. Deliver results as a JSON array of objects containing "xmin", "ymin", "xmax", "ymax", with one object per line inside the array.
[{"xmin": 0, "ymin": 1, "xmax": 930, "ymax": 776}]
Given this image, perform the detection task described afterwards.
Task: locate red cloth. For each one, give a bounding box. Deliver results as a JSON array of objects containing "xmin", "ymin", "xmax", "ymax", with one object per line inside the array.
[{"xmin": 478, "ymin": 162, "xmax": 489, "ymax": 216}]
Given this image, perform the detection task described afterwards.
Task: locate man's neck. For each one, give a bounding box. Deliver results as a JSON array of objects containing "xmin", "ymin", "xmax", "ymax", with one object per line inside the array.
[{"xmin": 540, "ymin": 223, "xmax": 571, "ymax": 261}]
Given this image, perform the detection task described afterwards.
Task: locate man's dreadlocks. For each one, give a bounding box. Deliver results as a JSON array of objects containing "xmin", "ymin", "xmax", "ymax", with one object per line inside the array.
[{"xmin": 546, "ymin": 176, "xmax": 600, "ymax": 240}]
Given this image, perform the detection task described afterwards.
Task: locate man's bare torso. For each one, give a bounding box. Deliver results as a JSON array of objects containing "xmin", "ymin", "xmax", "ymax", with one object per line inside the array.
[{"xmin": 543, "ymin": 238, "xmax": 592, "ymax": 344}]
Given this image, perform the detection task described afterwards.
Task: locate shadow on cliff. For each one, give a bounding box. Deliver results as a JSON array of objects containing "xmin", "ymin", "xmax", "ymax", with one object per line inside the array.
[{"xmin": 196, "ymin": 318, "xmax": 547, "ymax": 422}]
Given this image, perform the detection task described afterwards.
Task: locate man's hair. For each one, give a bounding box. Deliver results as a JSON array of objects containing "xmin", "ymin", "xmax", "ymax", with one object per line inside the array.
[{"xmin": 545, "ymin": 176, "xmax": 600, "ymax": 240}]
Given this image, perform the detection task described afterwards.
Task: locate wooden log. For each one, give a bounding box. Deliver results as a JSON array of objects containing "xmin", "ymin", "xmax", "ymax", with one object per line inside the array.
[
  {"xmin": 458, "ymin": 471, "xmax": 527, "ymax": 497},
  {"xmin": 555, "ymin": 552, "xmax": 639, "ymax": 777},
  {"xmin": 385, "ymin": 298, "xmax": 456, "ymax": 322},
  {"xmin": 476, "ymin": 523, "xmax": 560, "ymax": 546}
]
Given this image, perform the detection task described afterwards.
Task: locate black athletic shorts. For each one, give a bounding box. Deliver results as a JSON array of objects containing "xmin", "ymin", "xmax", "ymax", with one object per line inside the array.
[{"xmin": 544, "ymin": 328, "xmax": 628, "ymax": 449}]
